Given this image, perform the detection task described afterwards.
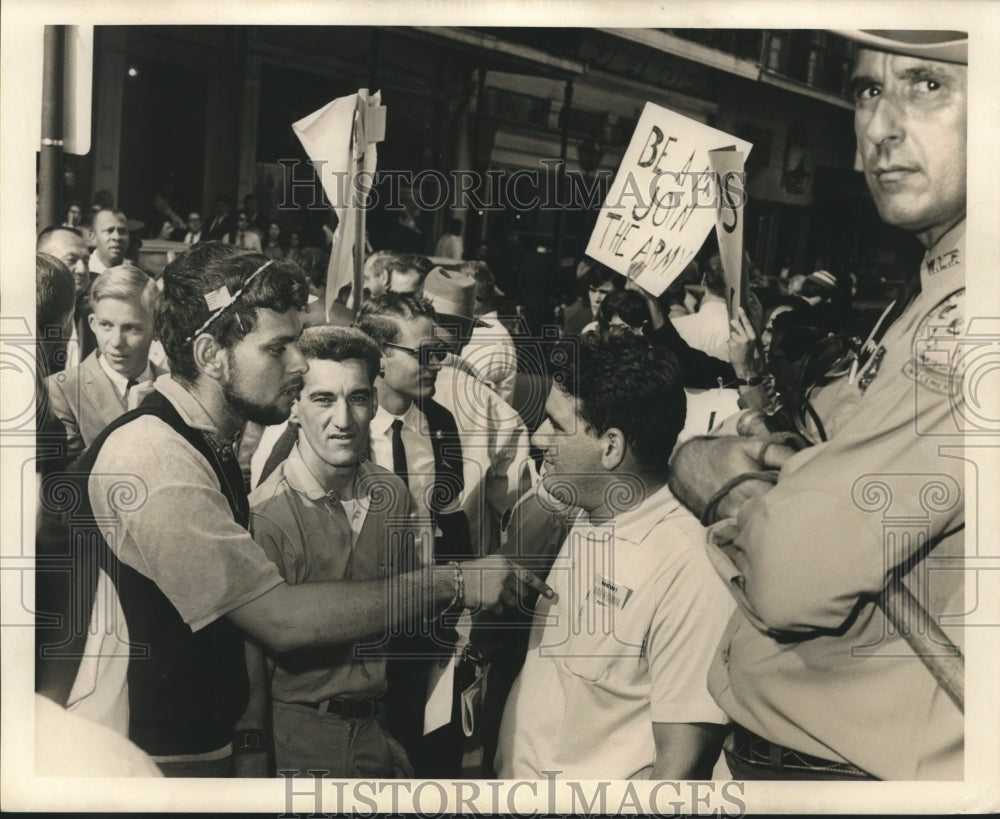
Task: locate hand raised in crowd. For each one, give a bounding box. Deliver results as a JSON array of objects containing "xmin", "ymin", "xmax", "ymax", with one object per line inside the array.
[
  {"xmin": 624, "ymin": 261, "xmax": 666, "ymax": 329},
  {"xmin": 727, "ymin": 305, "xmax": 759, "ymax": 377}
]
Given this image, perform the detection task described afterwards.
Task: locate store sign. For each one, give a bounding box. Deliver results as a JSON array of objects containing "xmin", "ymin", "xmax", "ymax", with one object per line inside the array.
[{"xmin": 585, "ymin": 102, "xmax": 751, "ymax": 296}]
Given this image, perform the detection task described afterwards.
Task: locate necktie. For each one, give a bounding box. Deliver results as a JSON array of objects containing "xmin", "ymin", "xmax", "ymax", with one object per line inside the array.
[
  {"xmin": 236, "ymin": 231, "xmax": 245, "ymax": 248},
  {"xmin": 123, "ymin": 378, "xmax": 139, "ymax": 410},
  {"xmin": 391, "ymin": 418, "xmax": 409, "ymax": 487}
]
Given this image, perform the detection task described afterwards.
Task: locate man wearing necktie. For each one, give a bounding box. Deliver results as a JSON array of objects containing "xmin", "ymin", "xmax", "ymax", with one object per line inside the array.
[
  {"xmin": 226, "ymin": 210, "xmax": 262, "ymax": 252},
  {"xmin": 45, "ymin": 264, "xmax": 165, "ymax": 459},
  {"xmin": 183, "ymin": 212, "xmax": 204, "ymax": 246},
  {"xmin": 356, "ymin": 292, "xmax": 477, "ymax": 778}
]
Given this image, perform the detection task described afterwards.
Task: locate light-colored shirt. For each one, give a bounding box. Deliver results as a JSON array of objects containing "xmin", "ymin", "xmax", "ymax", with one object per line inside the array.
[
  {"xmin": 672, "ymin": 293, "xmax": 730, "ymax": 362},
  {"xmin": 432, "ymin": 365, "xmax": 534, "ymax": 556},
  {"xmin": 462, "ymin": 312, "xmax": 518, "ymax": 405},
  {"xmin": 97, "ymin": 354, "xmax": 153, "ymax": 409},
  {"xmin": 706, "ymin": 222, "xmax": 967, "ymax": 780},
  {"xmin": 88, "ymin": 254, "xmax": 110, "ymax": 275},
  {"xmin": 226, "ymin": 231, "xmax": 262, "ymax": 252},
  {"xmin": 89, "ymin": 374, "xmax": 285, "ymax": 633},
  {"xmin": 64, "ymin": 569, "xmax": 131, "ymax": 736},
  {"xmin": 433, "ymin": 233, "xmax": 463, "ymax": 260},
  {"xmin": 496, "ymin": 482, "xmax": 732, "ymax": 779},
  {"xmin": 35, "ymin": 694, "xmax": 161, "ymax": 777},
  {"xmin": 249, "ymin": 446, "xmax": 419, "ymax": 703},
  {"xmin": 369, "ymin": 400, "xmax": 437, "ymax": 523}
]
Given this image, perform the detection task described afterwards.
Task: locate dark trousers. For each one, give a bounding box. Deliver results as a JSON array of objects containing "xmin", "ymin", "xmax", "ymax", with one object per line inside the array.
[{"xmin": 385, "ymin": 643, "xmax": 469, "ymax": 779}]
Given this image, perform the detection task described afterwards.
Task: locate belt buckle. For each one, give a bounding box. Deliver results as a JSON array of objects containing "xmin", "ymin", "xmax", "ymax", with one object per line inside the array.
[{"xmin": 328, "ymin": 697, "xmax": 376, "ymax": 720}]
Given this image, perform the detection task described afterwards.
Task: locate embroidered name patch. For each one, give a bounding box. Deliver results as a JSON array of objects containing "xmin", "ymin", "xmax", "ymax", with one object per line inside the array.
[{"xmin": 925, "ymin": 248, "xmax": 961, "ymax": 277}]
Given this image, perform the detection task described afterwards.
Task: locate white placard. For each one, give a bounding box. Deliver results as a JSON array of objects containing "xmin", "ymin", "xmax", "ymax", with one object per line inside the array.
[{"xmin": 585, "ymin": 102, "xmax": 752, "ymax": 295}]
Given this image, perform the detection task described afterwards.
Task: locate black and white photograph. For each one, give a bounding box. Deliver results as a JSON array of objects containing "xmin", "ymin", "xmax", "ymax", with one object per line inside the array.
[{"xmin": 2, "ymin": 0, "xmax": 999, "ymax": 814}]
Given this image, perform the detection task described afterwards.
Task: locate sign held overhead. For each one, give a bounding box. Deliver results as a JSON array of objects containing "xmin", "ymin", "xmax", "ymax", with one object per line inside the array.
[{"xmin": 585, "ymin": 102, "xmax": 752, "ymax": 296}]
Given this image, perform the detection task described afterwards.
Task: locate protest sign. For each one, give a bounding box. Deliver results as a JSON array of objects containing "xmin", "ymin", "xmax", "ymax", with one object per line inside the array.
[
  {"xmin": 707, "ymin": 146, "xmax": 748, "ymax": 319},
  {"xmin": 293, "ymin": 89, "xmax": 385, "ymax": 316},
  {"xmin": 585, "ymin": 102, "xmax": 751, "ymax": 296}
]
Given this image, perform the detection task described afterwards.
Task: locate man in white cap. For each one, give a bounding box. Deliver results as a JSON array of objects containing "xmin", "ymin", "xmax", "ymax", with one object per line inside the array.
[{"xmin": 702, "ymin": 30, "xmax": 968, "ymax": 780}]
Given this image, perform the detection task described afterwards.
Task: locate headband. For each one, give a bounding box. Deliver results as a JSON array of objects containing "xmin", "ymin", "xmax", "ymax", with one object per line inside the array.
[{"xmin": 183, "ymin": 259, "xmax": 274, "ymax": 345}]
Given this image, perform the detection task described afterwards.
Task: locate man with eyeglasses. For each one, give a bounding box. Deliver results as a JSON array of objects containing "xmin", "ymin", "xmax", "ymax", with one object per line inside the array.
[
  {"xmin": 354, "ymin": 292, "xmax": 476, "ymax": 778},
  {"xmin": 225, "ymin": 210, "xmax": 262, "ymax": 252}
]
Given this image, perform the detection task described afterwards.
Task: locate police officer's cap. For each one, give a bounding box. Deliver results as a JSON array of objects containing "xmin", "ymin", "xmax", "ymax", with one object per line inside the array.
[{"xmin": 835, "ymin": 30, "xmax": 967, "ymax": 65}]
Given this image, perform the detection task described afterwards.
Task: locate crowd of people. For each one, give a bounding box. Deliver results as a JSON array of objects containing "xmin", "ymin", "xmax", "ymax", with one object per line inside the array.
[{"xmin": 32, "ymin": 30, "xmax": 966, "ymax": 783}]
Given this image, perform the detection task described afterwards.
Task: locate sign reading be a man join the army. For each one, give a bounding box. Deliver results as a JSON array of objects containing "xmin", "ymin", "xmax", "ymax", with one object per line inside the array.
[{"xmin": 586, "ymin": 102, "xmax": 753, "ymax": 298}]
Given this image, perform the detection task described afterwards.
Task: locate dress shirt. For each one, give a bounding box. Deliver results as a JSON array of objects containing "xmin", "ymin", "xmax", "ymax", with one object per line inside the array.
[
  {"xmin": 97, "ymin": 354, "xmax": 153, "ymax": 409},
  {"xmin": 369, "ymin": 401, "xmax": 436, "ymax": 522}
]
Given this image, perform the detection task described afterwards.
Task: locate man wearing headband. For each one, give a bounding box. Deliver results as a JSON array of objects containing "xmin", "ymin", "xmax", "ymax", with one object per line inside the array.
[
  {"xmin": 704, "ymin": 31, "xmax": 968, "ymax": 779},
  {"xmin": 54, "ymin": 242, "xmax": 549, "ymax": 776}
]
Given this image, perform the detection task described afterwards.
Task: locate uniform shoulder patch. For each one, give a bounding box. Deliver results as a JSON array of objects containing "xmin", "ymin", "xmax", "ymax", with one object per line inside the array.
[{"xmin": 904, "ymin": 289, "xmax": 965, "ymax": 395}]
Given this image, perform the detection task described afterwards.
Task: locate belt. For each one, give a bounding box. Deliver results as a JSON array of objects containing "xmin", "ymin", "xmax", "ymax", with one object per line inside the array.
[
  {"xmin": 728, "ymin": 725, "xmax": 875, "ymax": 779},
  {"xmin": 295, "ymin": 696, "xmax": 382, "ymax": 720}
]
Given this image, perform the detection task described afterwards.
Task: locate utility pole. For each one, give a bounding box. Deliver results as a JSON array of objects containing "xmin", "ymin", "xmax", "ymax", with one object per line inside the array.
[{"xmin": 39, "ymin": 25, "xmax": 66, "ymax": 231}]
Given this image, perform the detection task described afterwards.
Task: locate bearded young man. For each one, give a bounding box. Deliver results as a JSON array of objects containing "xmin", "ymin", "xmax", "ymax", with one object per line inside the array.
[{"xmin": 49, "ymin": 242, "xmax": 545, "ymax": 777}]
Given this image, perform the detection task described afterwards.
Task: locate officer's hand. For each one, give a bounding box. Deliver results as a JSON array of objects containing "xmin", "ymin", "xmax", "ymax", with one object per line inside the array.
[{"xmin": 460, "ymin": 554, "xmax": 555, "ymax": 614}]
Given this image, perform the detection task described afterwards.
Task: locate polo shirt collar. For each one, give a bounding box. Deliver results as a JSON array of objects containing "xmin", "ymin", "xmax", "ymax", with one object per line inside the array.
[
  {"xmin": 598, "ymin": 481, "xmax": 684, "ymax": 546},
  {"xmin": 282, "ymin": 443, "xmax": 372, "ymax": 503}
]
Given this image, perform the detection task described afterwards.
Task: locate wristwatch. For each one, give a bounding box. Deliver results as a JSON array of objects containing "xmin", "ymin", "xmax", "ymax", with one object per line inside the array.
[{"xmin": 233, "ymin": 729, "xmax": 268, "ymax": 755}]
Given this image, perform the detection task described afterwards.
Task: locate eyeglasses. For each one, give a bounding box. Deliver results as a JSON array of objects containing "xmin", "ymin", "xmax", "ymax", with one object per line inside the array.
[{"xmin": 384, "ymin": 342, "xmax": 452, "ymax": 366}]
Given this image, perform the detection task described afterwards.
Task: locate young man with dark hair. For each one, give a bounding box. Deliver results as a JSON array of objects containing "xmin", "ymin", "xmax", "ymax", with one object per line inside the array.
[
  {"xmin": 356, "ymin": 287, "xmax": 531, "ymax": 777},
  {"xmin": 225, "ymin": 210, "xmax": 263, "ymax": 252},
  {"xmin": 35, "ymin": 252, "xmax": 77, "ymax": 379},
  {"xmin": 46, "ymin": 242, "xmax": 542, "ymax": 777},
  {"xmin": 495, "ymin": 328, "xmax": 732, "ymax": 780},
  {"xmin": 249, "ymin": 326, "xmax": 420, "ymax": 777},
  {"xmin": 563, "ymin": 262, "xmax": 624, "ymax": 337}
]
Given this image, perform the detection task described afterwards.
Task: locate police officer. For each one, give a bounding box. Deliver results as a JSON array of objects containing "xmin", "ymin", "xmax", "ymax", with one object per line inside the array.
[{"xmin": 704, "ymin": 31, "xmax": 968, "ymax": 780}]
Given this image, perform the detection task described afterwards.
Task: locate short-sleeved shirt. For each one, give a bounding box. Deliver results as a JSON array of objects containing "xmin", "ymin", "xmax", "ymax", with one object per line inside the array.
[
  {"xmin": 495, "ymin": 482, "xmax": 733, "ymax": 780},
  {"xmin": 706, "ymin": 221, "xmax": 967, "ymax": 780},
  {"xmin": 249, "ymin": 445, "xmax": 420, "ymax": 703},
  {"xmin": 88, "ymin": 375, "xmax": 285, "ymax": 632}
]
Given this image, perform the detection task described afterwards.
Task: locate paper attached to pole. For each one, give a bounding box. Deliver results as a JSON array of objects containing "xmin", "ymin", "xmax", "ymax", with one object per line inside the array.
[
  {"xmin": 585, "ymin": 102, "xmax": 751, "ymax": 297},
  {"xmin": 292, "ymin": 90, "xmax": 386, "ymax": 318},
  {"xmin": 707, "ymin": 147, "xmax": 749, "ymax": 320}
]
